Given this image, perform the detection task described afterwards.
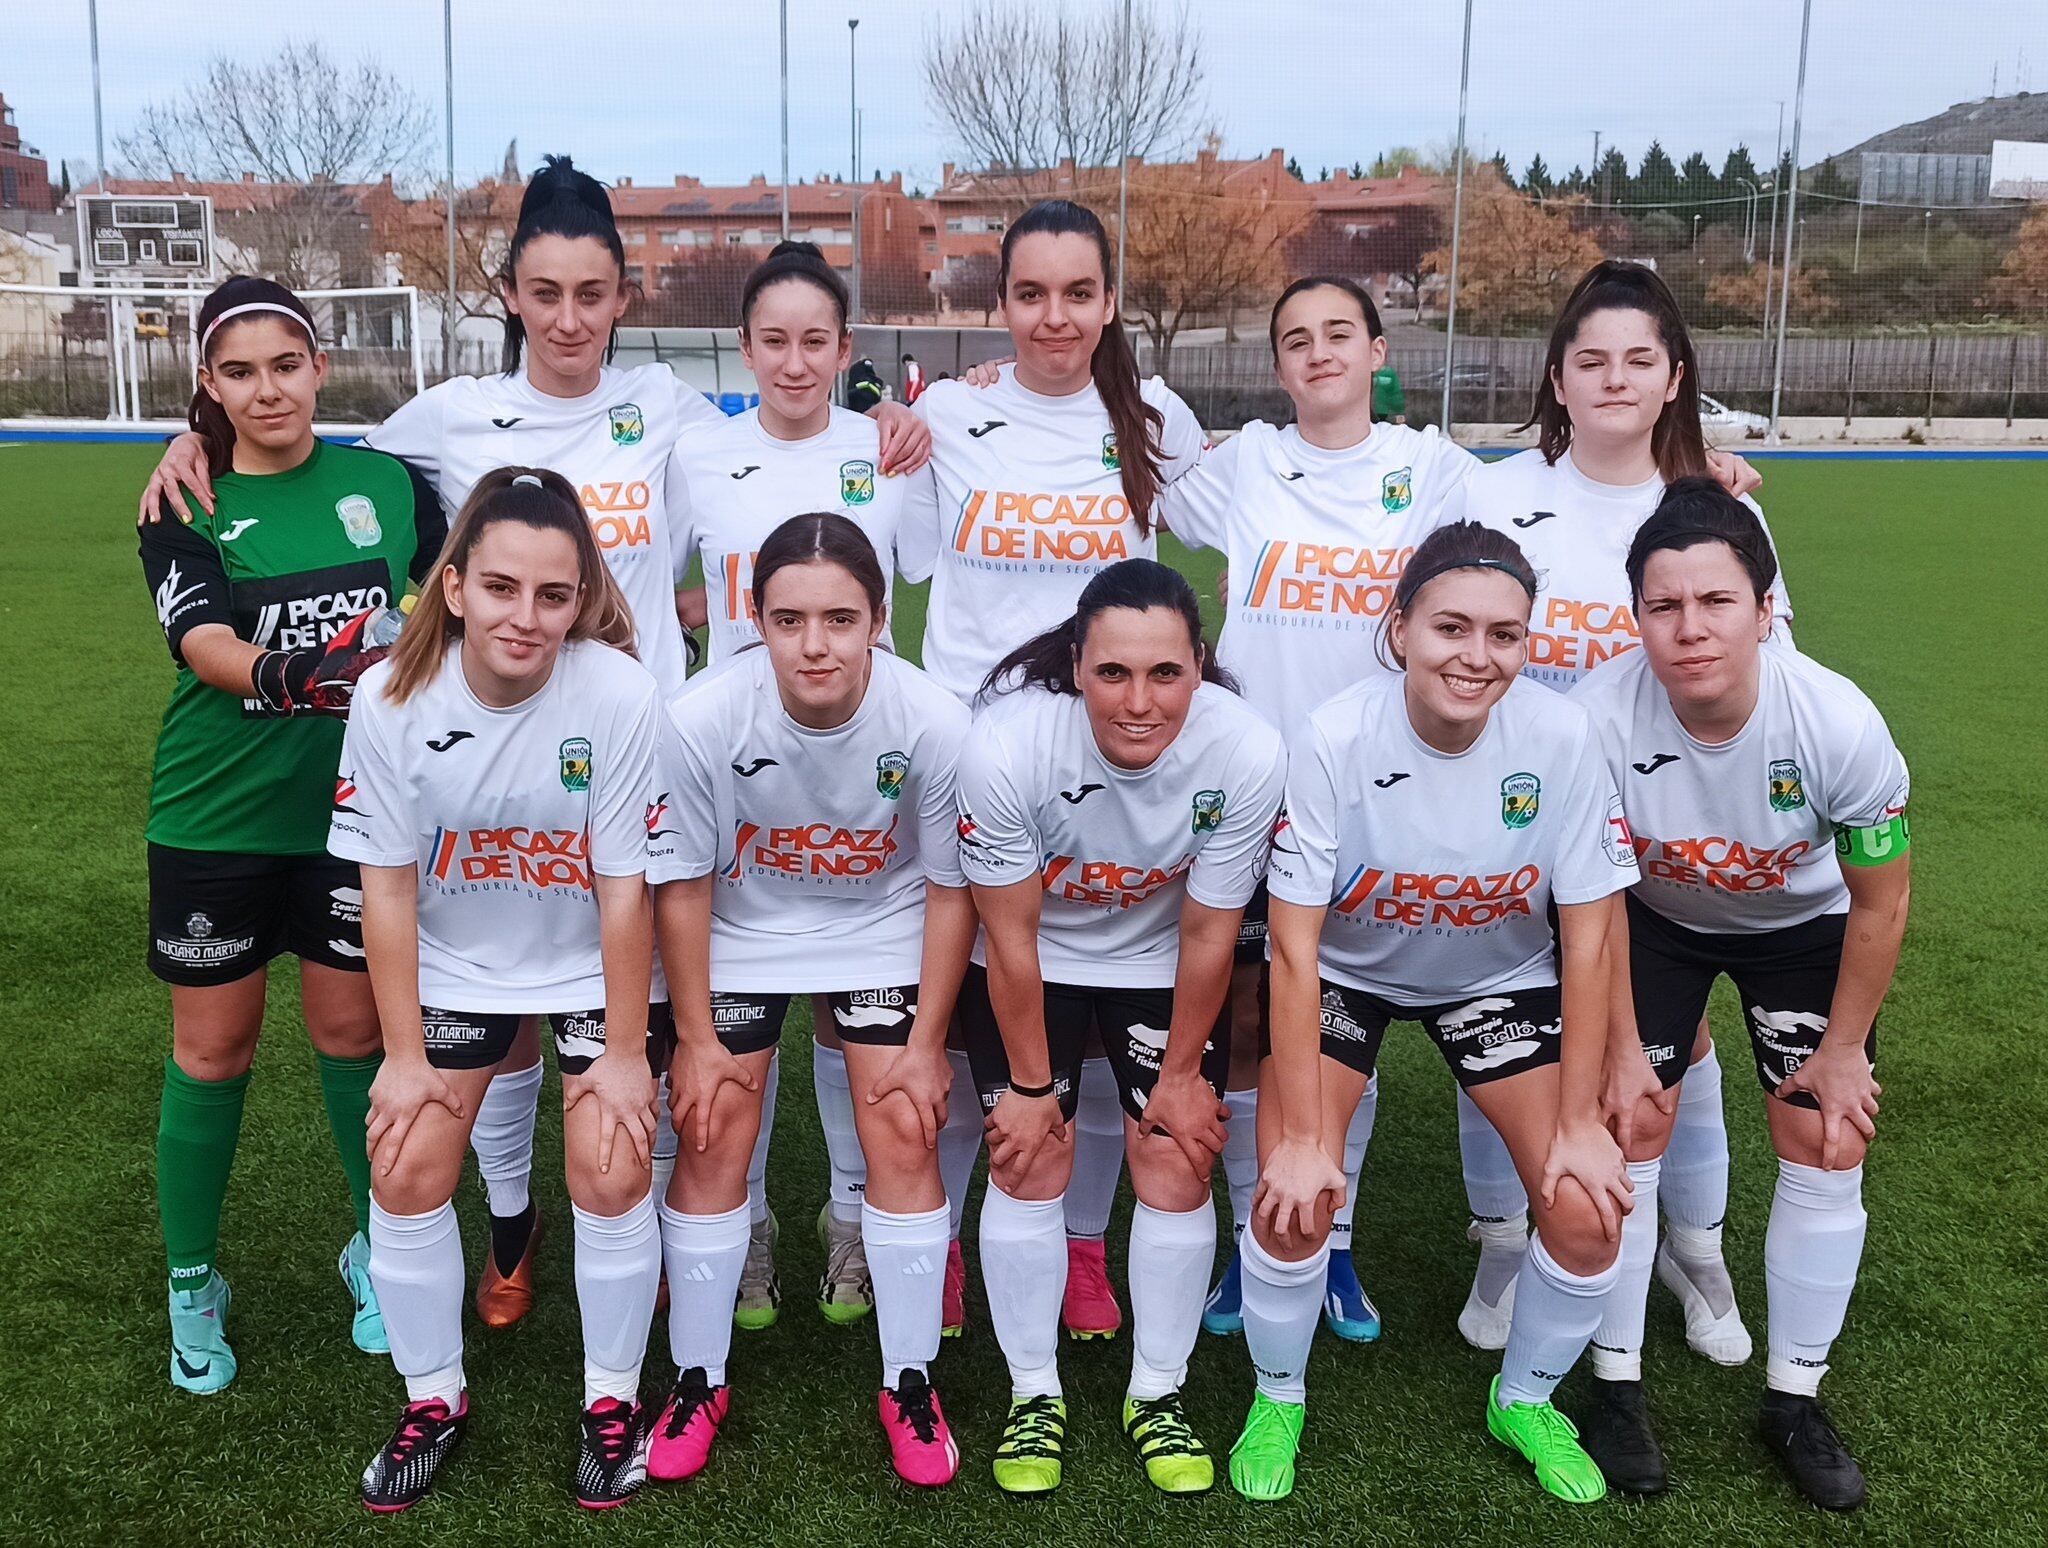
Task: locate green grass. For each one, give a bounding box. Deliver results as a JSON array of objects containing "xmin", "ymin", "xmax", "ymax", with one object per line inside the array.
[{"xmin": 2, "ymin": 444, "xmax": 2043, "ymax": 1544}]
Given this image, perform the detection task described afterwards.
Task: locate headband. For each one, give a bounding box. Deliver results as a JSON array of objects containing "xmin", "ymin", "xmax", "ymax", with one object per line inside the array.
[
  {"xmin": 1400, "ymin": 556, "xmax": 1537, "ymax": 603},
  {"xmin": 200, "ymin": 301, "xmax": 316, "ymax": 355}
]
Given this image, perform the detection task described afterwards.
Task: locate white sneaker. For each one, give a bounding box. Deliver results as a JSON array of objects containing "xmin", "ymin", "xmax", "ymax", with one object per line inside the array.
[
  {"xmin": 1456, "ymin": 1221, "xmax": 1520, "ymax": 1351},
  {"xmin": 1655, "ymin": 1239, "xmax": 1753, "ymax": 1365}
]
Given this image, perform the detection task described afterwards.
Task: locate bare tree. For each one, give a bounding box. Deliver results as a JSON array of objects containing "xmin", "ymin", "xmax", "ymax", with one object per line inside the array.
[
  {"xmin": 116, "ymin": 41, "xmax": 431, "ymax": 288},
  {"xmin": 923, "ymin": 2, "xmax": 1205, "ymax": 187},
  {"xmin": 388, "ymin": 183, "xmax": 512, "ymax": 330},
  {"xmin": 936, "ymin": 252, "xmax": 1003, "ymax": 323}
]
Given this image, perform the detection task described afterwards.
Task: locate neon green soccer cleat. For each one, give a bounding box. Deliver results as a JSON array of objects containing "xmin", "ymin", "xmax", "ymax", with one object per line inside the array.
[
  {"xmin": 816, "ymin": 1205, "xmax": 873, "ymax": 1325},
  {"xmin": 1123, "ymin": 1393, "xmax": 1213, "ymax": 1493},
  {"xmin": 1228, "ymin": 1392, "xmax": 1305, "ymax": 1501},
  {"xmin": 733, "ymin": 1209, "xmax": 781, "ymax": 1332},
  {"xmin": 168, "ymin": 1273, "xmax": 237, "ymax": 1395},
  {"xmin": 1485, "ymin": 1375, "xmax": 1607, "ymax": 1503},
  {"xmin": 992, "ymin": 1395, "xmax": 1066, "ymax": 1495}
]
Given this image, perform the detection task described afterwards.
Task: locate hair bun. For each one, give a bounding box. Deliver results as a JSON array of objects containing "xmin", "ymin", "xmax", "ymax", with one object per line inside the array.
[
  {"xmin": 767, "ymin": 239, "xmax": 826, "ymax": 262},
  {"xmin": 522, "ymin": 153, "xmax": 615, "ymax": 226}
]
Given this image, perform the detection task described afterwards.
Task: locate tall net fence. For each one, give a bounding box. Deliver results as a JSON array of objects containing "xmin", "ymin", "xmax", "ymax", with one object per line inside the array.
[{"xmin": 4, "ymin": 0, "xmax": 2042, "ymax": 432}]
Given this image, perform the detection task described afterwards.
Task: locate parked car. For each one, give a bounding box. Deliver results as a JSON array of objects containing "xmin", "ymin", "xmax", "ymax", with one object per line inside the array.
[{"xmin": 1699, "ymin": 392, "xmax": 1767, "ymax": 438}]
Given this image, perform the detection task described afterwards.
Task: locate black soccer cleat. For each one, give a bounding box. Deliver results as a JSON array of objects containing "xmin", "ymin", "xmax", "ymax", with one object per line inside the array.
[
  {"xmin": 361, "ymin": 1394, "xmax": 468, "ymax": 1512},
  {"xmin": 1577, "ymin": 1377, "xmax": 1669, "ymax": 1497},
  {"xmin": 576, "ymin": 1395, "xmax": 651, "ymax": 1509},
  {"xmin": 1759, "ymin": 1389, "xmax": 1866, "ymax": 1511}
]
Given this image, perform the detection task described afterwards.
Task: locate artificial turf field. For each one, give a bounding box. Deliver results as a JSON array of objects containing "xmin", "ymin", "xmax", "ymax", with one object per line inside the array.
[{"xmin": 1, "ymin": 443, "xmax": 2043, "ymax": 1545}]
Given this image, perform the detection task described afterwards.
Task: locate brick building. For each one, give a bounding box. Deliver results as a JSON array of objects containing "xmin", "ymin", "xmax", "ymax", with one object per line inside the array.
[{"xmin": 1, "ymin": 93, "xmax": 58, "ymax": 212}]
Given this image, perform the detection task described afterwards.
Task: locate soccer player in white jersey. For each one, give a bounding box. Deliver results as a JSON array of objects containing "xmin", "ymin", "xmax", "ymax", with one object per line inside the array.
[
  {"xmin": 903, "ymin": 200, "xmax": 1209, "ymax": 1341},
  {"xmin": 332, "ymin": 471, "xmax": 665, "ymax": 1511},
  {"xmin": 645, "ymin": 515, "xmax": 972, "ymax": 1487},
  {"xmin": 956, "ymin": 559, "xmax": 1285, "ymax": 1496},
  {"xmin": 1572, "ymin": 482, "xmax": 1909, "ymax": 1511},
  {"xmin": 142, "ymin": 157, "xmax": 930, "ymax": 1330},
  {"xmin": 1454, "ymin": 263, "xmax": 1790, "ymax": 1395},
  {"xmin": 1234, "ymin": 521, "xmax": 1637, "ymax": 1505}
]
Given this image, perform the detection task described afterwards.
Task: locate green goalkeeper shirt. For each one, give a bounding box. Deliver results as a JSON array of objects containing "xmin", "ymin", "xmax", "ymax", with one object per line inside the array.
[{"xmin": 139, "ymin": 439, "xmax": 443, "ymax": 855}]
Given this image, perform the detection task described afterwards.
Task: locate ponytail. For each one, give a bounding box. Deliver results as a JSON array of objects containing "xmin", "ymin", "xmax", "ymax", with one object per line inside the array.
[
  {"xmin": 501, "ymin": 154, "xmax": 627, "ymax": 374},
  {"xmin": 982, "ymin": 557, "xmax": 1234, "ymax": 700},
  {"xmin": 190, "ymin": 275, "xmax": 319, "ymax": 478}
]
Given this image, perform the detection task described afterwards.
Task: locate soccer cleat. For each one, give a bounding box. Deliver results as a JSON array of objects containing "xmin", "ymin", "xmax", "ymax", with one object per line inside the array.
[
  {"xmin": 1457, "ymin": 1222, "xmax": 1520, "ymax": 1351},
  {"xmin": 941, "ymin": 1238, "xmax": 967, "ymax": 1339},
  {"xmin": 1228, "ymin": 1392, "xmax": 1305, "ymax": 1502},
  {"xmin": 575, "ymin": 1396, "xmax": 650, "ymax": 1509},
  {"xmin": 168, "ymin": 1273, "xmax": 236, "ymax": 1394},
  {"xmin": 992, "ymin": 1395, "xmax": 1066, "ymax": 1495},
  {"xmin": 1123, "ymin": 1392, "xmax": 1214, "ymax": 1493},
  {"xmin": 474, "ymin": 1204, "xmax": 542, "ymax": 1329},
  {"xmin": 878, "ymin": 1370, "xmax": 961, "ymax": 1487},
  {"xmin": 1656, "ymin": 1240, "xmax": 1754, "ymax": 1365},
  {"xmin": 1322, "ymin": 1248, "xmax": 1382, "ymax": 1343},
  {"xmin": 1485, "ymin": 1376, "xmax": 1607, "ymax": 1503},
  {"xmin": 647, "ymin": 1366, "xmax": 730, "ymax": 1482},
  {"xmin": 734, "ymin": 1209, "xmax": 780, "ymax": 1331},
  {"xmin": 1576, "ymin": 1377, "xmax": 1668, "ymax": 1497},
  {"xmin": 816, "ymin": 1205, "xmax": 873, "ymax": 1324},
  {"xmin": 1061, "ymin": 1237, "xmax": 1122, "ymax": 1340},
  {"xmin": 338, "ymin": 1232, "xmax": 388, "ymax": 1355},
  {"xmin": 360, "ymin": 1394, "xmax": 467, "ymax": 1512},
  {"xmin": 1760, "ymin": 1390, "xmax": 1866, "ymax": 1511},
  {"xmin": 1202, "ymin": 1247, "xmax": 1244, "ymax": 1337}
]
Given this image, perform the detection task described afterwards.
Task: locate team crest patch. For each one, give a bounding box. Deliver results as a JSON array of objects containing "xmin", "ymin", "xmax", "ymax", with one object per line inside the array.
[
  {"xmin": 559, "ymin": 737, "xmax": 593, "ymax": 792},
  {"xmin": 1768, "ymin": 759, "xmax": 1807, "ymax": 812},
  {"xmin": 1381, "ymin": 466, "xmax": 1413, "ymax": 513},
  {"xmin": 1501, "ymin": 772, "xmax": 1541, "ymax": 829},
  {"xmin": 1101, "ymin": 432, "xmax": 1121, "ymax": 471},
  {"xmin": 838, "ymin": 458, "xmax": 876, "ymax": 506},
  {"xmin": 876, "ymin": 750, "xmax": 909, "ymax": 800},
  {"xmin": 186, "ymin": 913, "xmax": 214, "ymax": 940},
  {"xmin": 1192, "ymin": 788, "xmax": 1225, "ymax": 834},
  {"xmin": 608, "ymin": 403, "xmax": 644, "ymax": 444},
  {"xmin": 335, "ymin": 494, "xmax": 382, "ymax": 548}
]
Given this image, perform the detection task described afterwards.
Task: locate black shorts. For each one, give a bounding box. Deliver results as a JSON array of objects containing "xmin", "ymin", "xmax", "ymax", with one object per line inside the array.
[
  {"xmin": 1626, "ymin": 895, "xmax": 1868, "ymax": 1110},
  {"xmin": 1234, "ymin": 882, "xmax": 1269, "ymax": 966},
  {"xmin": 419, "ymin": 1000, "xmax": 679, "ymax": 1076},
  {"xmin": 1286, "ymin": 980, "xmax": 1564, "ymax": 1091},
  {"xmin": 957, "ymin": 963, "xmax": 1230, "ymax": 1123},
  {"xmin": 708, "ymin": 985, "xmax": 921, "ymax": 1055},
  {"xmin": 148, "ymin": 844, "xmax": 366, "ymax": 986}
]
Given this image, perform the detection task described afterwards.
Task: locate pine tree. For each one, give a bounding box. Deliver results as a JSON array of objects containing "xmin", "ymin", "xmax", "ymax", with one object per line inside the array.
[
  {"xmin": 1680, "ymin": 151, "xmax": 1719, "ymax": 223},
  {"xmin": 1523, "ymin": 153, "xmax": 1553, "ymax": 199},
  {"xmin": 1596, "ymin": 146, "xmax": 1630, "ymax": 207},
  {"xmin": 1285, "ymin": 155, "xmax": 1304, "ymax": 181},
  {"xmin": 1635, "ymin": 140, "xmax": 1679, "ymax": 205}
]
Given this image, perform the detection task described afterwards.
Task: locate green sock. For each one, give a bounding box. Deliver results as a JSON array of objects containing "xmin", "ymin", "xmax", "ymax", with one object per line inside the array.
[
  {"xmin": 158, "ymin": 1056, "xmax": 250, "ymax": 1291},
  {"xmin": 316, "ymin": 1050, "xmax": 383, "ymax": 1238}
]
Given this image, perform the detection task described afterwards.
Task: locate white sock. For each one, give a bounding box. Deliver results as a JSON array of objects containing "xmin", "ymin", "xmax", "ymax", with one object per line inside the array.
[
  {"xmin": 1222, "ymin": 1088, "xmax": 1259, "ymax": 1240},
  {"xmin": 1457, "ymin": 1084, "xmax": 1528, "ymax": 1223},
  {"xmin": 1764, "ymin": 1160, "xmax": 1866, "ymax": 1397},
  {"xmin": 863, "ymin": 1201, "xmax": 949, "ymax": 1387},
  {"xmin": 1662, "ymin": 1043, "xmax": 1731, "ymax": 1233},
  {"xmin": 572, "ymin": 1197, "xmax": 661, "ymax": 1407},
  {"xmin": 657, "ymin": 1201, "xmax": 750, "ymax": 1385},
  {"xmin": 1240, "ymin": 1227, "xmax": 1327, "ymax": 1405},
  {"xmin": 748, "ymin": 1052, "xmax": 779, "ymax": 1226},
  {"xmin": 1497, "ymin": 1233, "xmax": 1619, "ymax": 1406},
  {"xmin": 1064, "ymin": 1057, "xmax": 1123, "ymax": 1241},
  {"xmin": 813, "ymin": 1042, "xmax": 864, "ymax": 1225},
  {"xmin": 979, "ymin": 1184, "xmax": 1067, "ymax": 1398},
  {"xmin": 1127, "ymin": 1198, "xmax": 1217, "ymax": 1399},
  {"xmin": 470, "ymin": 1060, "xmax": 542, "ymax": 1217},
  {"xmin": 1589, "ymin": 1159, "xmax": 1662, "ymax": 1382},
  {"xmin": 938, "ymin": 1049, "xmax": 981, "ymax": 1241},
  {"xmin": 369, "ymin": 1199, "xmax": 465, "ymax": 1405},
  {"xmin": 651, "ymin": 1074, "xmax": 678, "ymax": 1206},
  {"xmin": 1330, "ymin": 1076, "xmax": 1377, "ymax": 1249}
]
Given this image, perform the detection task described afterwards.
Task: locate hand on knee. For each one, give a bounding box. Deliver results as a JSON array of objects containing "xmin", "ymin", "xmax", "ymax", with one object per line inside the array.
[
  {"xmin": 371, "ymin": 1151, "xmax": 458, "ymax": 1218},
  {"xmin": 1538, "ymin": 1179, "xmax": 1621, "ymax": 1277}
]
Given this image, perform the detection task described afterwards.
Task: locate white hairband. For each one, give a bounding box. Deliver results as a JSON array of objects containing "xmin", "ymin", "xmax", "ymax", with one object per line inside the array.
[
  {"xmin": 512, "ymin": 474, "xmax": 542, "ymax": 487},
  {"xmin": 200, "ymin": 300, "xmax": 316, "ymax": 354}
]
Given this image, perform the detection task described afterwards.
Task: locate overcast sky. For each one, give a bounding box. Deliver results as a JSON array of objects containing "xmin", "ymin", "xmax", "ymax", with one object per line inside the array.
[{"xmin": 10, "ymin": 1, "xmax": 2041, "ymax": 194}]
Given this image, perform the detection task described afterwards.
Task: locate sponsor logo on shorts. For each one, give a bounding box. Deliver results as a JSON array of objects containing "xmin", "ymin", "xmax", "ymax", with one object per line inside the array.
[
  {"xmin": 335, "ymin": 494, "xmax": 382, "ymax": 549},
  {"xmin": 876, "ymin": 750, "xmax": 909, "ymax": 800},
  {"xmin": 838, "ymin": 459, "xmax": 875, "ymax": 506},
  {"xmin": 1192, "ymin": 788, "xmax": 1225, "ymax": 834},
  {"xmin": 329, "ymin": 886, "xmax": 363, "ymax": 925},
  {"xmin": 559, "ymin": 737, "xmax": 592, "ymax": 792},
  {"xmin": 1768, "ymin": 759, "xmax": 1807, "ymax": 812},
  {"xmin": 1434, "ymin": 995, "xmax": 1557, "ymax": 1075},
  {"xmin": 1501, "ymin": 772, "xmax": 1540, "ymax": 829},
  {"xmin": 713, "ymin": 1000, "xmax": 772, "ymax": 1026},
  {"xmin": 1381, "ymin": 466, "xmax": 1413, "ymax": 513},
  {"xmin": 608, "ymin": 402, "xmax": 645, "ymax": 444},
  {"xmin": 1318, "ymin": 988, "xmax": 1373, "ymax": 1045},
  {"xmin": 155, "ymin": 911, "xmax": 260, "ymax": 966}
]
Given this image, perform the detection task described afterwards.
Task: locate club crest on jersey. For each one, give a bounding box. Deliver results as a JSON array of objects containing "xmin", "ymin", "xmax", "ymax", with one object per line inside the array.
[
  {"xmin": 559, "ymin": 737, "xmax": 593, "ymax": 792},
  {"xmin": 1101, "ymin": 432, "xmax": 1121, "ymax": 471},
  {"xmin": 839, "ymin": 458, "xmax": 876, "ymax": 506},
  {"xmin": 608, "ymin": 403, "xmax": 644, "ymax": 444},
  {"xmin": 1768, "ymin": 759, "xmax": 1807, "ymax": 812},
  {"xmin": 1192, "ymin": 788, "xmax": 1225, "ymax": 834},
  {"xmin": 876, "ymin": 750, "xmax": 909, "ymax": 800},
  {"xmin": 1381, "ymin": 467, "xmax": 1413, "ymax": 513},
  {"xmin": 335, "ymin": 494, "xmax": 381, "ymax": 549},
  {"xmin": 1501, "ymin": 772, "xmax": 1541, "ymax": 829}
]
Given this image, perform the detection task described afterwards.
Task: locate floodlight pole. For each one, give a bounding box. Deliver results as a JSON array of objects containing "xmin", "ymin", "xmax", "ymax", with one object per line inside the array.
[
  {"xmin": 1766, "ymin": 0, "xmax": 1813, "ymax": 442},
  {"xmin": 849, "ymin": 19, "xmax": 860, "ymax": 326},
  {"xmin": 442, "ymin": 0, "xmax": 458, "ymax": 378},
  {"xmin": 88, "ymin": 0, "xmax": 107, "ymax": 186},
  {"xmin": 779, "ymin": 0, "xmax": 792, "ymax": 242},
  {"xmin": 1439, "ymin": 0, "xmax": 1475, "ymax": 432},
  {"xmin": 1115, "ymin": 0, "xmax": 1133, "ymax": 306}
]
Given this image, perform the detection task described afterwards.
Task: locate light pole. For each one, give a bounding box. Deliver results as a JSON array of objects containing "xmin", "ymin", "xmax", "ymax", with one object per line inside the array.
[
  {"xmin": 1765, "ymin": 0, "xmax": 1812, "ymax": 441},
  {"xmin": 1115, "ymin": 0, "xmax": 1133, "ymax": 306},
  {"xmin": 1439, "ymin": 0, "xmax": 1475, "ymax": 431},
  {"xmin": 87, "ymin": 0, "xmax": 107, "ymax": 187},
  {"xmin": 442, "ymin": 0, "xmax": 458, "ymax": 378},
  {"xmin": 1761, "ymin": 177, "xmax": 1779, "ymax": 337},
  {"xmin": 778, "ymin": 0, "xmax": 791, "ymax": 242},
  {"xmin": 848, "ymin": 19, "xmax": 860, "ymax": 326},
  {"xmin": 1692, "ymin": 212, "xmax": 1702, "ymax": 251},
  {"xmin": 1736, "ymin": 176, "xmax": 1760, "ymax": 262}
]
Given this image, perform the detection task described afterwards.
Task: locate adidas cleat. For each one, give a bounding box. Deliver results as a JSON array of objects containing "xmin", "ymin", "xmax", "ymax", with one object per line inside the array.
[
  {"xmin": 1123, "ymin": 1392, "xmax": 1213, "ymax": 1493},
  {"xmin": 1322, "ymin": 1247, "xmax": 1382, "ymax": 1343},
  {"xmin": 361, "ymin": 1394, "xmax": 467, "ymax": 1512},
  {"xmin": 993, "ymin": 1394, "xmax": 1066, "ymax": 1494},
  {"xmin": 648, "ymin": 1367, "xmax": 729, "ymax": 1482},
  {"xmin": 734, "ymin": 1209, "xmax": 781, "ymax": 1331},
  {"xmin": 576, "ymin": 1396, "xmax": 650, "ymax": 1508},
  {"xmin": 338, "ymin": 1232, "xmax": 388, "ymax": 1355},
  {"xmin": 941, "ymin": 1238, "xmax": 967, "ymax": 1339},
  {"xmin": 1202, "ymin": 1247, "xmax": 1244, "ymax": 1337},
  {"xmin": 168, "ymin": 1273, "xmax": 236, "ymax": 1395},
  {"xmin": 1061, "ymin": 1237, "xmax": 1121, "ymax": 1340},
  {"xmin": 817, "ymin": 1205, "xmax": 873, "ymax": 1324},
  {"xmin": 879, "ymin": 1370, "xmax": 960, "ymax": 1487}
]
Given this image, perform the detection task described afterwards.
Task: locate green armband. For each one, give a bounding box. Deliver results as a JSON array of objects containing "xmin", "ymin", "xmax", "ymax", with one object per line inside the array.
[{"xmin": 1834, "ymin": 813, "xmax": 1910, "ymax": 867}]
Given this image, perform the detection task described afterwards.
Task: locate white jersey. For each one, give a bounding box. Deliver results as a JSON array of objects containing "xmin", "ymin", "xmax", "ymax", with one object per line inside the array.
[
  {"xmin": 1571, "ymin": 644, "xmax": 1907, "ymax": 934},
  {"xmin": 955, "ymin": 683, "xmax": 1285, "ymax": 988},
  {"xmin": 1459, "ymin": 449, "xmax": 1795, "ymax": 690},
  {"xmin": 366, "ymin": 362, "xmax": 723, "ymax": 698},
  {"xmin": 1161, "ymin": 419, "xmax": 1480, "ymax": 739},
  {"xmin": 665, "ymin": 406, "xmax": 927, "ymax": 665},
  {"xmin": 901, "ymin": 366, "xmax": 1206, "ymax": 702},
  {"xmin": 648, "ymin": 649, "xmax": 969, "ymax": 993},
  {"xmin": 1267, "ymin": 675, "xmax": 1637, "ymax": 1002},
  {"xmin": 328, "ymin": 640, "xmax": 660, "ymax": 1013}
]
